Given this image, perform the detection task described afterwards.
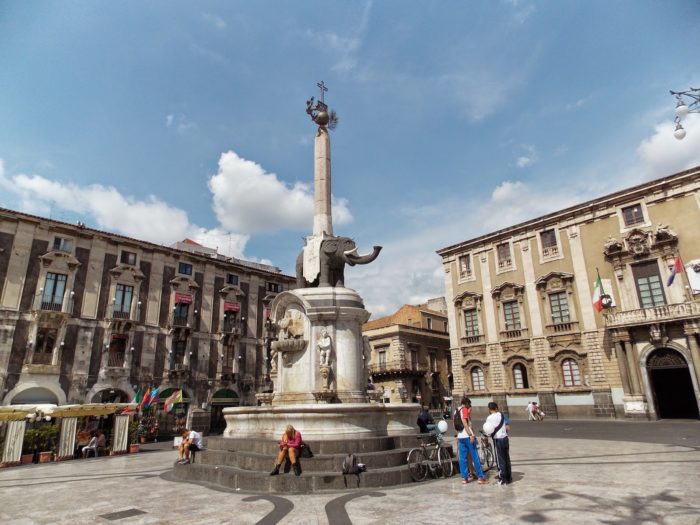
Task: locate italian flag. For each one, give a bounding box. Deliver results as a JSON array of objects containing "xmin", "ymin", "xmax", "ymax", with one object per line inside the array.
[{"xmin": 592, "ymin": 275, "xmax": 604, "ymax": 312}]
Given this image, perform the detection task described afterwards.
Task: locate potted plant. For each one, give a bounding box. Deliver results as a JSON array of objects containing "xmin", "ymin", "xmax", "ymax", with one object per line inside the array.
[
  {"xmin": 128, "ymin": 420, "xmax": 140, "ymax": 453},
  {"xmin": 35, "ymin": 424, "xmax": 59, "ymax": 463},
  {"xmin": 21, "ymin": 428, "xmax": 37, "ymax": 465}
]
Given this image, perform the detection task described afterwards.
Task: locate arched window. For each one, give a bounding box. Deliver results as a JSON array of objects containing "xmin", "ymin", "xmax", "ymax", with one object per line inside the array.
[
  {"xmin": 471, "ymin": 367, "xmax": 485, "ymax": 390},
  {"xmin": 562, "ymin": 358, "xmax": 581, "ymax": 386},
  {"xmin": 513, "ymin": 363, "xmax": 529, "ymax": 389}
]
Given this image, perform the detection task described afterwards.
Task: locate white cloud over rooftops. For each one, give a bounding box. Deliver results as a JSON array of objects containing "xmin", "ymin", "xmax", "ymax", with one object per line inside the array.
[{"xmin": 209, "ymin": 150, "xmax": 353, "ymax": 233}]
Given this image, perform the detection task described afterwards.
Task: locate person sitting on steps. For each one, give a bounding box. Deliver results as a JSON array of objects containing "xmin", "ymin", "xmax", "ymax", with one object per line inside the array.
[{"xmin": 270, "ymin": 425, "xmax": 303, "ymax": 476}]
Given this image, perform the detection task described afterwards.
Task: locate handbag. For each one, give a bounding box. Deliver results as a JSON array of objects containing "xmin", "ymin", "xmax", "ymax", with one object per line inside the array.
[{"xmin": 300, "ymin": 442, "xmax": 314, "ymax": 458}]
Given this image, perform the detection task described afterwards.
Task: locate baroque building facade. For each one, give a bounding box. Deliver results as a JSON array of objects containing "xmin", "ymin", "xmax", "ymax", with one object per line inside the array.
[
  {"xmin": 0, "ymin": 207, "xmax": 294, "ymax": 433},
  {"xmin": 363, "ymin": 298, "xmax": 453, "ymax": 408},
  {"xmin": 437, "ymin": 166, "xmax": 700, "ymax": 420}
]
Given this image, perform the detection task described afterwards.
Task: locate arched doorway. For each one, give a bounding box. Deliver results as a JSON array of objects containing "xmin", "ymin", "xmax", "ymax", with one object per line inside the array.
[
  {"xmin": 646, "ymin": 348, "xmax": 699, "ymax": 419},
  {"xmin": 11, "ymin": 387, "xmax": 59, "ymax": 405},
  {"xmin": 210, "ymin": 389, "xmax": 239, "ymax": 434},
  {"xmin": 91, "ymin": 389, "xmax": 129, "ymax": 403}
]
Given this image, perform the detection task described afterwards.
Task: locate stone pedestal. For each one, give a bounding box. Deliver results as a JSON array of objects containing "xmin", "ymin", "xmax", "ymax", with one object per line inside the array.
[{"xmin": 269, "ymin": 287, "xmax": 369, "ymax": 405}]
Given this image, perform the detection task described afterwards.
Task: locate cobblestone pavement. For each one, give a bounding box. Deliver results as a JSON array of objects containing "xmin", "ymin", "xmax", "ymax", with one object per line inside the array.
[{"xmin": 1, "ymin": 421, "xmax": 698, "ymax": 525}]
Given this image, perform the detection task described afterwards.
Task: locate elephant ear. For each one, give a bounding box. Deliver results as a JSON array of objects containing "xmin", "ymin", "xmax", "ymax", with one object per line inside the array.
[{"xmin": 323, "ymin": 240, "xmax": 340, "ymax": 253}]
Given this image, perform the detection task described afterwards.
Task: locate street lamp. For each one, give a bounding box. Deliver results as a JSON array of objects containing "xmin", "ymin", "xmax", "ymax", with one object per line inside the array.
[{"xmin": 670, "ymin": 87, "xmax": 700, "ymax": 140}]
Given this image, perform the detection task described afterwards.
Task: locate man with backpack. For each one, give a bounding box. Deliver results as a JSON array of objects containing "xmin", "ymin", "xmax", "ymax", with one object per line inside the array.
[
  {"xmin": 455, "ymin": 396, "xmax": 488, "ymax": 485},
  {"xmin": 484, "ymin": 401, "xmax": 512, "ymax": 485}
]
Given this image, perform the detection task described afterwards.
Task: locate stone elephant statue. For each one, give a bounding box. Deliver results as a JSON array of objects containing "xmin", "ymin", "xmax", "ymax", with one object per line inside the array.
[{"xmin": 296, "ymin": 236, "xmax": 382, "ymax": 288}]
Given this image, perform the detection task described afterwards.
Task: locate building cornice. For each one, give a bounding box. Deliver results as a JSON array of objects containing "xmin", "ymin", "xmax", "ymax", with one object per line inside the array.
[{"xmin": 437, "ymin": 165, "xmax": 700, "ymax": 257}]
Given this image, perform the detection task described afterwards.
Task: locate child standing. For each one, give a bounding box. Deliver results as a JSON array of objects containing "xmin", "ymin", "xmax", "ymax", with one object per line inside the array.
[{"xmin": 484, "ymin": 401, "xmax": 512, "ymax": 485}]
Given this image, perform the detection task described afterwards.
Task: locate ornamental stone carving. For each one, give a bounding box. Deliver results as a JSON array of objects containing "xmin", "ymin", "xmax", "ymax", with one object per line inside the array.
[
  {"xmin": 625, "ymin": 229, "xmax": 650, "ymax": 258},
  {"xmin": 603, "ymin": 235, "xmax": 623, "ymax": 257}
]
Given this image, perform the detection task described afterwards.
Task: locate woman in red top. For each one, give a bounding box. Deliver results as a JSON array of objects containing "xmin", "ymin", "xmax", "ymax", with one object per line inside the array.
[{"xmin": 270, "ymin": 425, "xmax": 303, "ymax": 476}]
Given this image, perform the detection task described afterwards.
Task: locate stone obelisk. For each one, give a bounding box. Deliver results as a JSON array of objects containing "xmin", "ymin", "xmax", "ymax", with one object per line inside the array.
[{"xmin": 313, "ymin": 125, "xmax": 332, "ymax": 237}]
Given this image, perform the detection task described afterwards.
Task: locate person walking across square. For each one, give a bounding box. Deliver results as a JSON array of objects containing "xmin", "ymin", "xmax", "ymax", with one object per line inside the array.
[
  {"xmin": 456, "ymin": 396, "xmax": 488, "ymax": 485},
  {"xmin": 484, "ymin": 401, "xmax": 512, "ymax": 485}
]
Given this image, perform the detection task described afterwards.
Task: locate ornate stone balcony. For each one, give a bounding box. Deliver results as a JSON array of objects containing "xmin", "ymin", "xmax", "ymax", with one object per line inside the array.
[
  {"xmin": 603, "ymin": 301, "xmax": 700, "ymax": 328},
  {"xmin": 368, "ymin": 359, "xmax": 427, "ymax": 378},
  {"xmin": 460, "ymin": 334, "xmax": 484, "ymax": 345},
  {"xmin": 499, "ymin": 327, "xmax": 529, "ymax": 340},
  {"xmin": 545, "ymin": 321, "xmax": 579, "ymax": 335}
]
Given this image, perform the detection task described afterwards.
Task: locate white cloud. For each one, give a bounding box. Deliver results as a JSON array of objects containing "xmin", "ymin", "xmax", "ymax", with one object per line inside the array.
[
  {"xmin": 635, "ymin": 114, "xmax": 700, "ymax": 179},
  {"xmin": 202, "ymin": 13, "xmax": 227, "ymax": 30},
  {"xmin": 166, "ymin": 113, "xmax": 198, "ymax": 134},
  {"xmin": 208, "ymin": 150, "xmax": 353, "ymax": 234},
  {"xmin": 0, "ymin": 159, "xmax": 248, "ymax": 258},
  {"xmin": 305, "ymin": 1, "xmax": 372, "ymax": 75},
  {"xmin": 515, "ymin": 145, "xmax": 537, "ymax": 168}
]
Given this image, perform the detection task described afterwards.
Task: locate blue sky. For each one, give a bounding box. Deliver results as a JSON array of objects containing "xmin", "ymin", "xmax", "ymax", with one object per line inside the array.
[{"xmin": 1, "ymin": 1, "xmax": 700, "ymax": 317}]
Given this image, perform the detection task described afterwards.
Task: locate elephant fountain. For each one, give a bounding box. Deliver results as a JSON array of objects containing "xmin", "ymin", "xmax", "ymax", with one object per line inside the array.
[{"xmin": 295, "ymin": 235, "xmax": 382, "ymax": 288}]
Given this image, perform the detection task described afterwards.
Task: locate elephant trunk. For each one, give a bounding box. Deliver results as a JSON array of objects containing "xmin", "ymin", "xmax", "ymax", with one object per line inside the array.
[{"xmin": 345, "ymin": 246, "xmax": 382, "ymax": 266}]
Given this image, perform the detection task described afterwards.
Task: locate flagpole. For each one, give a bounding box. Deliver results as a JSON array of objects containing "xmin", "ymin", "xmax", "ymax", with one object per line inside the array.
[
  {"xmin": 596, "ymin": 267, "xmax": 605, "ymax": 295},
  {"xmin": 675, "ymin": 251, "xmax": 690, "ymax": 301}
]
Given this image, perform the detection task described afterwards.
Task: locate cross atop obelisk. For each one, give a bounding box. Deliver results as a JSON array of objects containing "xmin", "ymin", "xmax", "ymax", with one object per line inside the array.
[{"xmin": 317, "ymin": 81, "xmax": 328, "ymax": 103}]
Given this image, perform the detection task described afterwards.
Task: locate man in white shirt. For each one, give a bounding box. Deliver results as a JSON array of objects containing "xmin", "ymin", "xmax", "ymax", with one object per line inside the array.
[
  {"xmin": 177, "ymin": 428, "xmax": 203, "ymax": 464},
  {"xmin": 527, "ymin": 401, "xmax": 536, "ymax": 421},
  {"xmin": 484, "ymin": 402, "xmax": 511, "ymax": 485}
]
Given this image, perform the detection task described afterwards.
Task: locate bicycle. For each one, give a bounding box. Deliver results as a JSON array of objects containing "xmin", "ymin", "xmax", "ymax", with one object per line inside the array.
[
  {"xmin": 477, "ymin": 430, "xmax": 495, "ymax": 471},
  {"xmin": 407, "ymin": 434, "xmax": 454, "ymax": 482}
]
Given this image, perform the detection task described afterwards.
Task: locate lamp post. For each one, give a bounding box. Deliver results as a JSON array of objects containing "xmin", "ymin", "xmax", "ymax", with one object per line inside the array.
[{"xmin": 670, "ymin": 87, "xmax": 700, "ymax": 140}]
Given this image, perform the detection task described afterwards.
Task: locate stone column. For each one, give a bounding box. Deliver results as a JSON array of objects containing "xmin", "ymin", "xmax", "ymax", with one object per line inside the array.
[
  {"xmin": 112, "ymin": 415, "xmax": 130, "ymax": 454},
  {"xmin": 624, "ymin": 341, "xmax": 642, "ymax": 395},
  {"xmin": 1, "ymin": 420, "xmax": 26, "ymax": 465},
  {"xmin": 684, "ymin": 325, "xmax": 700, "ymax": 390},
  {"xmin": 57, "ymin": 417, "xmax": 77, "ymax": 460},
  {"xmin": 313, "ymin": 127, "xmax": 333, "ymax": 237},
  {"xmin": 614, "ymin": 341, "xmax": 632, "ymax": 395}
]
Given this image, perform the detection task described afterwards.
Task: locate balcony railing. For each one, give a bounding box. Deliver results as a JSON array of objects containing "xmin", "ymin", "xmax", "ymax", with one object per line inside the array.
[
  {"xmin": 368, "ymin": 359, "xmax": 428, "ymax": 376},
  {"xmin": 40, "ymin": 300, "xmax": 63, "ymax": 312},
  {"xmin": 112, "ymin": 309, "xmax": 131, "ymax": 320},
  {"xmin": 459, "ymin": 270, "xmax": 473, "ymax": 279},
  {"xmin": 604, "ymin": 300, "xmax": 700, "ymax": 328},
  {"xmin": 107, "ymin": 351, "xmax": 125, "ymax": 367},
  {"xmin": 542, "ymin": 245, "xmax": 559, "ymax": 258},
  {"xmin": 498, "ymin": 259, "xmax": 513, "ymax": 269},
  {"xmin": 221, "ymin": 319, "xmax": 241, "ymax": 335},
  {"xmin": 172, "ymin": 315, "xmax": 188, "ymax": 327},
  {"xmin": 31, "ymin": 352, "xmax": 53, "ymax": 365},
  {"xmin": 500, "ymin": 327, "xmax": 527, "ymax": 340},
  {"xmin": 461, "ymin": 334, "xmax": 483, "ymax": 345},
  {"xmin": 545, "ymin": 321, "xmax": 578, "ymax": 335}
]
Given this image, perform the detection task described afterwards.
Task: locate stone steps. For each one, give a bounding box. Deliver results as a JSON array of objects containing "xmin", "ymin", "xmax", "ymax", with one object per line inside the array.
[{"xmin": 172, "ymin": 433, "xmax": 457, "ymax": 493}]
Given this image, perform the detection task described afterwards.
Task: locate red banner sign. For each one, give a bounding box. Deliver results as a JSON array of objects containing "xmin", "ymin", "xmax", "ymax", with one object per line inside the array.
[
  {"xmin": 175, "ymin": 293, "xmax": 193, "ymax": 304},
  {"xmin": 224, "ymin": 301, "xmax": 241, "ymax": 312}
]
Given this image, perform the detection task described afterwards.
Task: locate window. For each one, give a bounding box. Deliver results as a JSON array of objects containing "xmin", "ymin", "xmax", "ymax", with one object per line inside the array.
[
  {"xmin": 458, "ymin": 255, "xmax": 472, "ymax": 278},
  {"xmin": 540, "ymin": 229, "xmax": 558, "ymax": 257},
  {"xmin": 502, "ymin": 301, "xmax": 521, "ymax": 330},
  {"xmin": 471, "ymin": 367, "xmax": 485, "ymax": 390},
  {"xmin": 410, "ymin": 347, "xmax": 418, "ymax": 368},
  {"xmin": 171, "ymin": 340, "xmax": 187, "ymax": 366},
  {"xmin": 562, "ymin": 358, "xmax": 581, "ymax": 386},
  {"xmin": 427, "ymin": 318, "xmax": 433, "ymax": 330},
  {"xmin": 444, "ymin": 321, "xmax": 449, "ymax": 333},
  {"xmin": 513, "ymin": 363, "xmax": 529, "ymax": 389},
  {"xmin": 378, "ymin": 350, "xmax": 387, "ymax": 368},
  {"xmin": 120, "ymin": 250, "xmax": 137, "ymax": 265},
  {"xmin": 429, "ymin": 352, "xmax": 437, "ymax": 373},
  {"xmin": 33, "ymin": 327, "xmax": 57, "ymax": 364},
  {"xmin": 622, "ymin": 203, "xmax": 645, "ymax": 227},
  {"xmin": 497, "ymin": 243, "xmax": 512, "ymax": 269},
  {"xmin": 42, "ymin": 272, "xmax": 67, "ymax": 310},
  {"xmin": 173, "ymin": 302, "xmax": 189, "ymax": 325},
  {"xmin": 549, "ymin": 292, "xmax": 570, "ymax": 324},
  {"xmin": 227, "ymin": 273, "xmax": 239, "ymax": 285},
  {"xmin": 178, "ymin": 262, "xmax": 193, "ymax": 276},
  {"xmin": 632, "ymin": 261, "xmax": 666, "ymax": 308},
  {"xmin": 114, "ymin": 284, "xmax": 134, "ymax": 318},
  {"xmin": 107, "ymin": 336, "xmax": 127, "ymax": 367},
  {"xmin": 52, "ymin": 237, "xmax": 73, "ymax": 253},
  {"xmin": 464, "ymin": 309, "xmax": 479, "ymax": 337},
  {"xmin": 266, "ymin": 282, "xmax": 281, "ymax": 293}
]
